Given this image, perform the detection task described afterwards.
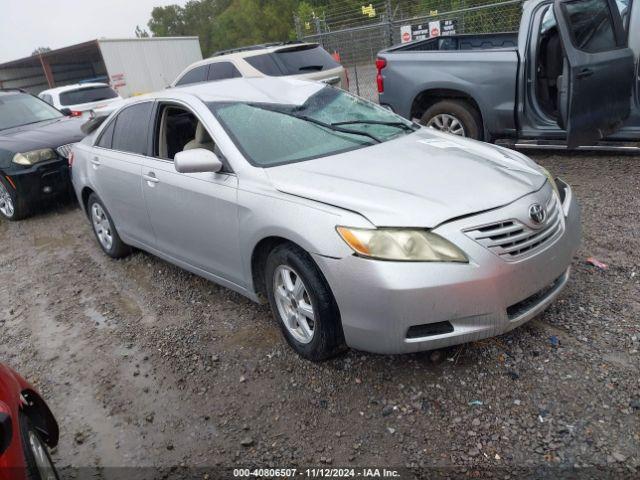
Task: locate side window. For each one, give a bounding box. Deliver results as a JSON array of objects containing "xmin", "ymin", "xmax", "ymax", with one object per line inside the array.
[
  {"xmin": 154, "ymin": 104, "xmax": 216, "ymax": 160},
  {"xmin": 111, "ymin": 102, "xmax": 153, "ymax": 155},
  {"xmin": 207, "ymin": 62, "xmax": 242, "ymax": 81},
  {"xmin": 244, "ymin": 54, "xmax": 284, "ymax": 76},
  {"xmin": 175, "ymin": 65, "xmax": 208, "ymax": 86},
  {"xmin": 562, "ymin": 0, "xmax": 619, "ymax": 52},
  {"xmin": 97, "ymin": 120, "xmax": 115, "ymax": 149},
  {"xmin": 40, "ymin": 94, "xmax": 53, "ymax": 105}
]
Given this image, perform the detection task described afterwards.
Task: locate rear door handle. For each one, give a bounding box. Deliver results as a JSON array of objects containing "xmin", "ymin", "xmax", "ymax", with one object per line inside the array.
[
  {"xmin": 143, "ymin": 172, "xmax": 159, "ymax": 184},
  {"xmin": 576, "ymin": 68, "xmax": 594, "ymax": 79},
  {"xmin": 90, "ymin": 157, "xmax": 101, "ymax": 167}
]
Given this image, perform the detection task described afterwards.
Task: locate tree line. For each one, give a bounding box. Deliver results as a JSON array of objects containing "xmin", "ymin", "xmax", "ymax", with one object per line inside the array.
[{"xmin": 141, "ymin": 0, "xmax": 522, "ymax": 56}]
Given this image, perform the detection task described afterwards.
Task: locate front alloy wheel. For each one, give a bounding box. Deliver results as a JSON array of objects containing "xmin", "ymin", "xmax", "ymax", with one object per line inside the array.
[
  {"xmin": 27, "ymin": 430, "xmax": 58, "ymax": 480},
  {"xmin": 273, "ymin": 265, "xmax": 315, "ymax": 344},
  {"xmin": 265, "ymin": 243, "xmax": 344, "ymax": 361},
  {"xmin": 0, "ymin": 181, "xmax": 15, "ymax": 218}
]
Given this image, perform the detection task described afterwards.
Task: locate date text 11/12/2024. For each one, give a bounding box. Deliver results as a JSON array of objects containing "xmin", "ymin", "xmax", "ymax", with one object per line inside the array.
[{"xmin": 233, "ymin": 468, "xmax": 402, "ymax": 478}]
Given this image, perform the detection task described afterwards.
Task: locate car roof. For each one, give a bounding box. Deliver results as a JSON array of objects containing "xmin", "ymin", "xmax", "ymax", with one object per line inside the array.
[
  {"xmin": 171, "ymin": 77, "xmax": 326, "ymax": 106},
  {"xmin": 39, "ymin": 82, "xmax": 111, "ymax": 96}
]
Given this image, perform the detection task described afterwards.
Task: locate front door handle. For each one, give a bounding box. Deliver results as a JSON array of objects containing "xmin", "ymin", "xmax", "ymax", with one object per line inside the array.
[
  {"xmin": 576, "ymin": 68, "xmax": 594, "ymax": 79},
  {"xmin": 142, "ymin": 172, "xmax": 159, "ymax": 184}
]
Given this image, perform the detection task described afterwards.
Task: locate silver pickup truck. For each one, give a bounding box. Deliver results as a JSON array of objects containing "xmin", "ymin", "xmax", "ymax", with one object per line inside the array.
[{"xmin": 377, "ymin": 0, "xmax": 638, "ymax": 149}]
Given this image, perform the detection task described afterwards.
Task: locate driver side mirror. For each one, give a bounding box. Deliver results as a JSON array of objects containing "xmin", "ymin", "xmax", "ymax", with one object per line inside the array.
[
  {"xmin": 174, "ymin": 148, "xmax": 223, "ymax": 174},
  {"xmin": 59, "ymin": 108, "xmax": 72, "ymax": 116}
]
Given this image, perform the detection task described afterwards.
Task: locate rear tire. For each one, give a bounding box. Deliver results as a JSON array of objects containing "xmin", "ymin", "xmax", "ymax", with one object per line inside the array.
[
  {"xmin": 265, "ymin": 243, "xmax": 344, "ymax": 361},
  {"xmin": 87, "ymin": 193, "xmax": 131, "ymax": 258},
  {"xmin": 20, "ymin": 413, "xmax": 59, "ymax": 480},
  {"xmin": 0, "ymin": 177, "xmax": 30, "ymax": 221},
  {"xmin": 420, "ymin": 99, "xmax": 483, "ymax": 140}
]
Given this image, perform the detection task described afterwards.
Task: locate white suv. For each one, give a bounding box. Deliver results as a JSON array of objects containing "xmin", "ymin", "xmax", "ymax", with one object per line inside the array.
[
  {"xmin": 171, "ymin": 42, "xmax": 347, "ymax": 89},
  {"xmin": 39, "ymin": 83, "xmax": 122, "ymax": 118}
]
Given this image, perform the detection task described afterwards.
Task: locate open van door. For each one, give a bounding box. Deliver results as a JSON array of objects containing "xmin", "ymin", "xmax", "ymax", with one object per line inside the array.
[{"xmin": 554, "ymin": 0, "xmax": 635, "ymax": 148}]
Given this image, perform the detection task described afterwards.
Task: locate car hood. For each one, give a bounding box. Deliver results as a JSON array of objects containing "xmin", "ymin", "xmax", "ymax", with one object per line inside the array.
[
  {"xmin": 0, "ymin": 116, "xmax": 85, "ymax": 153},
  {"xmin": 266, "ymin": 128, "xmax": 546, "ymax": 228}
]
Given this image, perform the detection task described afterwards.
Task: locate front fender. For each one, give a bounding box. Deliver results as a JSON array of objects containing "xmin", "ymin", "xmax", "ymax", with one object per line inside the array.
[
  {"xmin": 238, "ymin": 189, "xmax": 371, "ymax": 294},
  {"xmin": 11, "ymin": 373, "xmax": 59, "ymax": 448}
]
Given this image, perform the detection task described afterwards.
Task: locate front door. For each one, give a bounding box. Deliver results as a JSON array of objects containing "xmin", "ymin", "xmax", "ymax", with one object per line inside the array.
[
  {"xmin": 141, "ymin": 102, "xmax": 244, "ymax": 287},
  {"xmin": 553, "ymin": 0, "xmax": 635, "ymax": 147}
]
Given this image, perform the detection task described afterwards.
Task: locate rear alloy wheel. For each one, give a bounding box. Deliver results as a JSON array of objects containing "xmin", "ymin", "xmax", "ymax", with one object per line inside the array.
[
  {"xmin": 87, "ymin": 193, "xmax": 131, "ymax": 258},
  {"xmin": 20, "ymin": 413, "xmax": 59, "ymax": 480},
  {"xmin": 420, "ymin": 99, "xmax": 483, "ymax": 140},
  {"xmin": 265, "ymin": 243, "xmax": 344, "ymax": 361}
]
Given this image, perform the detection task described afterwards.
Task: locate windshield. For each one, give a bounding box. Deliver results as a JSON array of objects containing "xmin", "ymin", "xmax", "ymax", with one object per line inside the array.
[
  {"xmin": 0, "ymin": 93, "xmax": 63, "ymax": 131},
  {"xmin": 59, "ymin": 86, "xmax": 118, "ymax": 106},
  {"xmin": 208, "ymin": 87, "xmax": 417, "ymax": 166}
]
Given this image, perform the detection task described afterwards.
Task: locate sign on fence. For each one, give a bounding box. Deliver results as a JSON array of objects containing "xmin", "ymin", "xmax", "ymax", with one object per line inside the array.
[{"xmin": 400, "ymin": 19, "xmax": 458, "ymax": 43}]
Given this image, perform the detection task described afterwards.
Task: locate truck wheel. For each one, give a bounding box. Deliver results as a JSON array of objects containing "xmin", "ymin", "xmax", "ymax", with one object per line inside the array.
[{"xmin": 420, "ymin": 100, "xmax": 483, "ymax": 140}]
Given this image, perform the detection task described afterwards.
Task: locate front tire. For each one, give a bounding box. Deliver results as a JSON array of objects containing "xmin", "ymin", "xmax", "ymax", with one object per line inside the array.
[
  {"xmin": 20, "ymin": 413, "xmax": 59, "ymax": 480},
  {"xmin": 0, "ymin": 177, "xmax": 29, "ymax": 221},
  {"xmin": 265, "ymin": 243, "xmax": 344, "ymax": 361},
  {"xmin": 87, "ymin": 193, "xmax": 131, "ymax": 258},
  {"xmin": 420, "ymin": 99, "xmax": 483, "ymax": 140}
]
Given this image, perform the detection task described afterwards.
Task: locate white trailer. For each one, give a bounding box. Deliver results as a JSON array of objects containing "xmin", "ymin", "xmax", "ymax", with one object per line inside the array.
[{"xmin": 0, "ymin": 37, "xmax": 202, "ymax": 97}]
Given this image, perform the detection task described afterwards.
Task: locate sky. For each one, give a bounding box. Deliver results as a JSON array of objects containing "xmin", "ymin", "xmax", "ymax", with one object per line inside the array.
[{"xmin": 0, "ymin": 0, "xmax": 188, "ymax": 63}]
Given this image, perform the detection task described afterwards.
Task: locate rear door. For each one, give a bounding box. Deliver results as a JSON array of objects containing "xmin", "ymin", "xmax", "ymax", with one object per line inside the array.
[
  {"xmin": 554, "ymin": 0, "xmax": 635, "ymax": 147},
  {"xmin": 90, "ymin": 102, "xmax": 156, "ymax": 247}
]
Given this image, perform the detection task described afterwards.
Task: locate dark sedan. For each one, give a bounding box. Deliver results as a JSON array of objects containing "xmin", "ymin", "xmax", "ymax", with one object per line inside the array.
[{"xmin": 0, "ymin": 89, "xmax": 84, "ymax": 220}]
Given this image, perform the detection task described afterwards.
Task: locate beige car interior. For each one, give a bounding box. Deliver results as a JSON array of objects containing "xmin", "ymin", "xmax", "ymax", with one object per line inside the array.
[{"xmin": 158, "ymin": 105, "xmax": 216, "ymax": 160}]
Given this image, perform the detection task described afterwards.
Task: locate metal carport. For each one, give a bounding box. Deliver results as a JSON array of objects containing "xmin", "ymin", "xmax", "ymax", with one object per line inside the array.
[{"xmin": 0, "ymin": 41, "xmax": 107, "ymax": 94}]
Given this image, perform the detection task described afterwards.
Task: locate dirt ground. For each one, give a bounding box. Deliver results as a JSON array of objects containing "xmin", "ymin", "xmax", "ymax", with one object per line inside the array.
[{"xmin": 0, "ymin": 153, "xmax": 638, "ymax": 479}]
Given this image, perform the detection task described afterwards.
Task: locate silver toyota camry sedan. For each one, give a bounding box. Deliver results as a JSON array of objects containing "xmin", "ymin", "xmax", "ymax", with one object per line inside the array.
[{"xmin": 71, "ymin": 77, "xmax": 580, "ymax": 361}]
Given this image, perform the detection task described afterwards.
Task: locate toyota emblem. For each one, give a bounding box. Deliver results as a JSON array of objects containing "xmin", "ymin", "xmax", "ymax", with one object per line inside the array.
[{"xmin": 529, "ymin": 203, "xmax": 546, "ymax": 224}]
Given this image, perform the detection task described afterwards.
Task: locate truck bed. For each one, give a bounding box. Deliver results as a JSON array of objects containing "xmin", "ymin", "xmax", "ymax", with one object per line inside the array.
[{"xmin": 388, "ymin": 32, "xmax": 518, "ymax": 52}]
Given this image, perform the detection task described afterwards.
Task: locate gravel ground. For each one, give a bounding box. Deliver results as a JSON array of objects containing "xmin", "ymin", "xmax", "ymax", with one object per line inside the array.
[{"xmin": 0, "ymin": 153, "xmax": 638, "ymax": 479}]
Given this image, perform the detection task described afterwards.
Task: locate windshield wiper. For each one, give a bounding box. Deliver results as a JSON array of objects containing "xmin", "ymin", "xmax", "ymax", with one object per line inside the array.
[
  {"xmin": 331, "ymin": 119, "xmax": 416, "ymax": 132},
  {"xmin": 254, "ymin": 106, "xmax": 382, "ymax": 143}
]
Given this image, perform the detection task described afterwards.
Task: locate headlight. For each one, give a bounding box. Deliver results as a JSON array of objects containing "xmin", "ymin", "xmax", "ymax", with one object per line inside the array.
[
  {"xmin": 12, "ymin": 148, "xmax": 57, "ymax": 166},
  {"xmin": 336, "ymin": 227, "xmax": 468, "ymax": 262},
  {"xmin": 539, "ymin": 166, "xmax": 560, "ymax": 199}
]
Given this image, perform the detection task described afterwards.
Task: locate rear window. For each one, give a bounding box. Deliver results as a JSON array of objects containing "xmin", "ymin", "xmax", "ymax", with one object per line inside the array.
[
  {"xmin": 59, "ymin": 86, "xmax": 118, "ymax": 106},
  {"xmin": 245, "ymin": 45, "xmax": 340, "ymax": 76}
]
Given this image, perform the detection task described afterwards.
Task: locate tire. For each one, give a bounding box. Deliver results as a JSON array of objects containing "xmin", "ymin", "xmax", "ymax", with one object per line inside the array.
[
  {"xmin": 0, "ymin": 176, "xmax": 30, "ymax": 221},
  {"xmin": 265, "ymin": 243, "xmax": 344, "ymax": 361},
  {"xmin": 19, "ymin": 413, "xmax": 60, "ymax": 480},
  {"xmin": 86, "ymin": 193, "xmax": 131, "ymax": 258},
  {"xmin": 420, "ymin": 99, "xmax": 483, "ymax": 140}
]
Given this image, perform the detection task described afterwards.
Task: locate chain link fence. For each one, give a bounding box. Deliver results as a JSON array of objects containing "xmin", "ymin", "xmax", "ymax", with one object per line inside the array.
[{"xmin": 296, "ymin": 0, "xmax": 524, "ymax": 101}]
